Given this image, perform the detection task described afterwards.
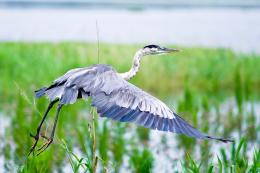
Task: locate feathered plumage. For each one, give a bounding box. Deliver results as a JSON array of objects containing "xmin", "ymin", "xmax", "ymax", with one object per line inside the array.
[{"xmin": 36, "ymin": 64, "xmax": 232, "ymax": 142}]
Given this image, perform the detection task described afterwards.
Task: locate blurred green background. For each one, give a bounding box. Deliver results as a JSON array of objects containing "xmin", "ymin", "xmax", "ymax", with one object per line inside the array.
[
  {"xmin": 1, "ymin": 1, "xmax": 260, "ymax": 172},
  {"xmin": 0, "ymin": 43, "xmax": 259, "ymax": 172}
]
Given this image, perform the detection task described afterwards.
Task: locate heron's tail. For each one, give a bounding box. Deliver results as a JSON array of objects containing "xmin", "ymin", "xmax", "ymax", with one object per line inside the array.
[{"xmin": 35, "ymin": 87, "xmax": 47, "ymax": 98}]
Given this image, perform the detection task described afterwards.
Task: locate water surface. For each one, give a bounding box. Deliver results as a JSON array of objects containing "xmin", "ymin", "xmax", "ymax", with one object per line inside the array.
[{"xmin": 0, "ymin": 8, "xmax": 260, "ymax": 53}]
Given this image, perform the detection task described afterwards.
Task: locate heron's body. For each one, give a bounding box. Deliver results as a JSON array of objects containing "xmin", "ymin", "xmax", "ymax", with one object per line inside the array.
[
  {"xmin": 38, "ymin": 64, "xmax": 175, "ymax": 119},
  {"xmin": 29, "ymin": 45, "xmax": 232, "ymax": 155}
]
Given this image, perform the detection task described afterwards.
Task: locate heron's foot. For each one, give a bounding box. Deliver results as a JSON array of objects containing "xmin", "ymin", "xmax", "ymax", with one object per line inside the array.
[
  {"xmin": 28, "ymin": 132, "xmax": 40, "ymax": 156},
  {"xmin": 36, "ymin": 137, "xmax": 53, "ymax": 156}
]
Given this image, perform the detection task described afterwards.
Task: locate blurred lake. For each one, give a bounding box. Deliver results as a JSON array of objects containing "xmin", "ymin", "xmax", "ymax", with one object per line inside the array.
[{"xmin": 0, "ymin": 1, "xmax": 260, "ymax": 53}]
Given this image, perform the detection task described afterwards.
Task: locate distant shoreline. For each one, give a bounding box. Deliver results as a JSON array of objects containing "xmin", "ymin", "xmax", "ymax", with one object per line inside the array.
[{"xmin": 1, "ymin": 0, "xmax": 260, "ymax": 10}]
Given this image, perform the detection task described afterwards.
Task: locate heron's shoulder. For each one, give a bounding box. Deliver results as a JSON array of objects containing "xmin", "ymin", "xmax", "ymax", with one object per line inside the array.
[{"xmin": 91, "ymin": 64, "xmax": 117, "ymax": 73}]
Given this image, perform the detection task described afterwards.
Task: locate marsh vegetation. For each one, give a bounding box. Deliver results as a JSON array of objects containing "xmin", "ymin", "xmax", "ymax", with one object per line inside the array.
[{"xmin": 0, "ymin": 43, "xmax": 259, "ymax": 172}]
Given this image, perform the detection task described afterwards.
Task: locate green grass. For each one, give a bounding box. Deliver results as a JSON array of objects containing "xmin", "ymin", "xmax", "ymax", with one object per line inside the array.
[
  {"xmin": 0, "ymin": 42, "xmax": 259, "ymax": 172},
  {"xmin": 1, "ymin": 42, "xmax": 260, "ymax": 104}
]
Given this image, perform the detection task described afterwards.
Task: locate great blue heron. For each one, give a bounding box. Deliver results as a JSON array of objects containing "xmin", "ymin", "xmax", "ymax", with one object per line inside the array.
[{"xmin": 29, "ymin": 44, "xmax": 233, "ymax": 155}]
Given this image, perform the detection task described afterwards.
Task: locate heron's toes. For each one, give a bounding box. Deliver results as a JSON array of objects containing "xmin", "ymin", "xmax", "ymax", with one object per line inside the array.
[
  {"xmin": 37, "ymin": 138, "xmax": 53, "ymax": 156},
  {"xmin": 28, "ymin": 132, "xmax": 40, "ymax": 156}
]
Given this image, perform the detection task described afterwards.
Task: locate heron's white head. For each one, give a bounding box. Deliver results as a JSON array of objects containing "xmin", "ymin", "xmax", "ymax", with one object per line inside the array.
[
  {"xmin": 142, "ymin": 44, "xmax": 180, "ymax": 56},
  {"xmin": 120, "ymin": 44, "xmax": 180, "ymax": 80}
]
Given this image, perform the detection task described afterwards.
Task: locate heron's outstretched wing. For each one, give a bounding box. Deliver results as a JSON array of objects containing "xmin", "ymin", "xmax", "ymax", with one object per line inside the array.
[
  {"xmin": 86, "ymin": 69, "xmax": 231, "ymax": 142},
  {"xmin": 35, "ymin": 64, "xmax": 231, "ymax": 142}
]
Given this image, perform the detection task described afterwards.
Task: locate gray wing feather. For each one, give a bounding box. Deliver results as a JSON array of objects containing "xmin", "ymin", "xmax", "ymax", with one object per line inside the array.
[
  {"xmin": 35, "ymin": 65, "xmax": 100, "ymax": 102},
  {"xmin": 60, "ymin": 86, "xmax": 78, "ymax": 104},
  {"xmin": 45, "ymin": 85, "xmax": 64, "ymax": 101},
  {"xmin": 87, "ymin": 70, "xmax": 210, "ymax": 139},
  {"xmin": 54, "ymin": 68, "xmax": 85, "ymax": 85},
  {"xmin": 90, "ymin": 71, "xmax": 174, "ymax": 119}
]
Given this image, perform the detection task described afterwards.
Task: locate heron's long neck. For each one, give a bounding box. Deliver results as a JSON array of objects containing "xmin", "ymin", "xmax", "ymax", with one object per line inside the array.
[{"xmin": 119, "ymin": 49, "xmax": 145, "ymax": 81}]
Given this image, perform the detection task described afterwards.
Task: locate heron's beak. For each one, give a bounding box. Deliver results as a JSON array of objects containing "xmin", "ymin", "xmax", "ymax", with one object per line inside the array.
[{"xmin": 162, "ymin": 47, "xmax": 180, "ymax": 53}]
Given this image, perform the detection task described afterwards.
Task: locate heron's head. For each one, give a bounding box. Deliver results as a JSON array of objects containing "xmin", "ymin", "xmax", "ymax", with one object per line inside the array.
[{"xmin": 142, "ymin": 44, "xmax": 179, "ymax": 56}]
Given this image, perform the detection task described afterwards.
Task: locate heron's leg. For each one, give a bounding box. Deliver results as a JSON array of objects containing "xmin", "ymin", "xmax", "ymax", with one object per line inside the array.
[
  {"xmin": 29, "ymin": 99, "xmax": 59, "ymax": 156},
  {"xmin": 37, "ymin": 104, "xmax": 63, "ymax": 155}
]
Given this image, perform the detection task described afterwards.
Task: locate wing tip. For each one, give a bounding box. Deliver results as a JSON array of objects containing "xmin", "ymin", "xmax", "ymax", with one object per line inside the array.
[
  {"xmin": 173, "ymin": 113, "xmax": 234, "ymax": 143},
  {"xmin": 205, "ymin": 135, "xmax": 234, "ymax": 143},
  {"xmin": 35, "ymin": 87, "xmax": 47, "ymax": 98}
]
